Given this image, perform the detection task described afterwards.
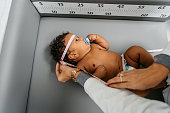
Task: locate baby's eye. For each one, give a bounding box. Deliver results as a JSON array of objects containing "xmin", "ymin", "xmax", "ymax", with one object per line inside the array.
[{"xmin": 75, "ymin": 38, "xmax": 78, "ymax": 41}]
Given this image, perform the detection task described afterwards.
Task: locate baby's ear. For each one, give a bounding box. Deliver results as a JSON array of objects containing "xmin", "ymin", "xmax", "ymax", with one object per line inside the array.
[{"xmin": 68, "ymin": 51, "xmax": 79, "ymax": 60}]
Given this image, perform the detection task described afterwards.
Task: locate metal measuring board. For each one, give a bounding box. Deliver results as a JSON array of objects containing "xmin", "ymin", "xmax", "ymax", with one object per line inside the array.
[{"xmin": 32, "ymin": 1, "xmax": 170, "ymax": 21}]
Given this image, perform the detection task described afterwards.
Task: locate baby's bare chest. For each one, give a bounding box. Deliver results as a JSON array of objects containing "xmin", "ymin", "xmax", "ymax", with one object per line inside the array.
[
  {"xmin": 89, "ymin": 51, "xmax": 116, "ymax": 63},
  {"xmin": 79, "ymin": 49, "xmax": 120, "ymax": 73}
]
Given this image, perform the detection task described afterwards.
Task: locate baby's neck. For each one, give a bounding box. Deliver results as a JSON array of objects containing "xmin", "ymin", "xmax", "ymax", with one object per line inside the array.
[{"xmin": 75, "ymin": 46, "xmax": 92, "ymax": 62}]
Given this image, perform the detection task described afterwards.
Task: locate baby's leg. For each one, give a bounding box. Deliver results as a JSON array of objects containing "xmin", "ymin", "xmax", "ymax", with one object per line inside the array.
[{"xmin": 124, "ymin": 46, "xmax": 154, "ymax": 68}]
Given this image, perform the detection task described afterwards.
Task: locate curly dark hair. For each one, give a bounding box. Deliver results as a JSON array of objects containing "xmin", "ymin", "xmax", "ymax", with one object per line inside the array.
[{"xmin": 49, "ymin": 32, "xmax": 77, "ymax": 65}]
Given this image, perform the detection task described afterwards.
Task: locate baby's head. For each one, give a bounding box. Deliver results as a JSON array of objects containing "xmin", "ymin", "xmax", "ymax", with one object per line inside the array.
[{"xmin": 49, "ymin": 32, "xmax": 91, "ymax": 64}]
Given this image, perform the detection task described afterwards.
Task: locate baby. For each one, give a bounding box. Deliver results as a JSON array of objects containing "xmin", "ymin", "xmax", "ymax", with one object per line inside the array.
[
  {"xmin": 50, "ymin": 32, "xmax": 154, "ymax": 80},
  {"xmin": 50, "ymin": 32, "xmax": 155, "ymax": 97}
]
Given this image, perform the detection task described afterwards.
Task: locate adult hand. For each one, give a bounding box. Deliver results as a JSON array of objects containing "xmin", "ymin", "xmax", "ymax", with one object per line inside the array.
[
  {"xmin": 55, "ymin": 62, "xmax": 74, "ymax": 82},
  {"xmin": 107, "ymin": 63, "xmax": 169, "ymax": 91}
]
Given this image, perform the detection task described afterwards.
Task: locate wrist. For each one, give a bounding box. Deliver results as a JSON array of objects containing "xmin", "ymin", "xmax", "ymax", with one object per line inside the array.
[
  {"xmin": 75, "ymin": 71, "xmax": 82, "ymax": 79},
  {"xmin": 151, "ymin": 63, "xmax": 169, "ymax": 75},
  {"xmin": 71, "ymin": 68, "xmax": 82, "ymax": 82}
]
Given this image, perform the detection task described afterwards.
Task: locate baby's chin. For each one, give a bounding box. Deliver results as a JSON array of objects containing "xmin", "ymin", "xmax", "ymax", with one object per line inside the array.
[{"xmin": 84, "ymin": 44, "xmax": 91, "ymax": 51}]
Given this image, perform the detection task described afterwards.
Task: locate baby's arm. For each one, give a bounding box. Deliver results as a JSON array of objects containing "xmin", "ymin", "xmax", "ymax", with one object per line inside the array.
[
  {"xmin": 92, "ymin": 65, "xmax": 107, "ymax": 79},
  {"xmin": 124, "ymin": 46, "xmax": 154, "ymax": 68},
  {"xmin": 87, "ymin": 34, "xmax": 109, "ymax": 50},
  {"xmin": 77, "ymin": 62, "xmax": 107, "ymax": 80}
]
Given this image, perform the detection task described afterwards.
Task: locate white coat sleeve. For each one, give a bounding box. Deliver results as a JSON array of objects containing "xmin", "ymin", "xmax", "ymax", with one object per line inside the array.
[{"xmin": 83, "ymin": 77, "xmax": 170, "ymax": 113}]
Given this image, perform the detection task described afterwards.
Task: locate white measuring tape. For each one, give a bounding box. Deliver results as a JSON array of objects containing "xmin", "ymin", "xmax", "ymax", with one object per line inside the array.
[
  {"xmin": 60, "ymin": 35, "xmax": 75, "ymax": 62},
  {"xmin": 33, "ymin": 1, "xmax": 170, "ymax": 18}
]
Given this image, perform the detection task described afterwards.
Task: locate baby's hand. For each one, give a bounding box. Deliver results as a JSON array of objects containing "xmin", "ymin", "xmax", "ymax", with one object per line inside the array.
[
  {"xmin": 87, "ymin": 34, "xmax": 97, "ymax": 42},
  {"xmin": 87, "ymin": 34, "xmax": 109, "ymax": 50}
]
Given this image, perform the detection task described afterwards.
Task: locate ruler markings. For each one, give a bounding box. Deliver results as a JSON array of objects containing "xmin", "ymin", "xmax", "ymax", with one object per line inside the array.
[{"xmin": 33, "ymin": 1, "xmax": 170, "ymax": 18}]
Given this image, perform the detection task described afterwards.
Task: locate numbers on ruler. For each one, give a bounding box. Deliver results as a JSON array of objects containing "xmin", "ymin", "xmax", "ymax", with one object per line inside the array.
[
  {"xmin": 158, "ymin": 6, "xmax": 166, "ymax": 9},
  {"xmin": 78, "ymin": 3, "xmax": 84, "ymax": 7},
  {"xmin": 52, "ymin": 10, "xmax": 57, "ymax": 13},
  {"xmin": 88, "ymin": 12, "xmax": 94, "ymax": 15},
  {"xmin": 35, "ymin": 2, "xmax": 169, "ymax": 18},
  {"xmin": 137, "ymin": 5, "xmax": 145, "ymax": 9},
  {"xmin": 58, "ymin": 3, "xmax": 64, "ymax": 6},
  {"xmin": 98, "ymin": 4, "xmax": 104, "ymax": 7},
  {"xmin": 141, "ymin": 14, "xmax": 148, "ymax": 17},
  {"xmin": 39, "ymin": 2, "xmax": 43, "ymax": 5},
  {"xmin": 105, "ymin": 12, "xmax": 111, "ymax": 16},
  {"xmin": 160, "ymin": 14, "xmax": 167, "ymax": 18},
  {"xmin": 69, "ymin": 11, "xmax": 75, "ymax": 14},
  {"xmin": 117, "ymin": 5, "xmax": 124, "ymax": 8}
]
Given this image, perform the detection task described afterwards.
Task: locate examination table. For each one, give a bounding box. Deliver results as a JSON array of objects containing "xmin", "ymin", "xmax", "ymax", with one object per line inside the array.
[{"xmin": 0, "ymin": 0, "xmax": 170, "ymax": 113}]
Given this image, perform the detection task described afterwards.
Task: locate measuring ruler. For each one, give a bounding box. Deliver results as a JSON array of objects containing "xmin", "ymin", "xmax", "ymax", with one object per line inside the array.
[{"xmin": 32, "ymin": 1, "xmax": 170, "ymax": 21}]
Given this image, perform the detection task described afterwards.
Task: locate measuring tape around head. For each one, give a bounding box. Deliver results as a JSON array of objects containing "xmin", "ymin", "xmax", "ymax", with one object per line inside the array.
[{"xmin": 33, "ymin": 1, "xmax": 170, "ymax": 20}]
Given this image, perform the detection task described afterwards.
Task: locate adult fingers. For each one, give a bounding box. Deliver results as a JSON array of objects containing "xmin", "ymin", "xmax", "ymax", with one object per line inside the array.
[
  {"xmin": 108, "ymin": 82, "xmax": 131, "ymax": 89},
  {"xmin": 56, "ymin": 62, "xmax": 61, "ymax": 77},
  {"xmin": 120, "ymin": 69, "xmax": 137, "ymax": 75},
  {"xmin": 107, "ymin": 77, "xmax": 120, "ymax": 84},
  {"xmin": 107, "ymin": 76, "xmax": 129, "ymax": 84},
  {"xmin": 115, "ymin": 70, "xmax": 134, "ymax": 77}
]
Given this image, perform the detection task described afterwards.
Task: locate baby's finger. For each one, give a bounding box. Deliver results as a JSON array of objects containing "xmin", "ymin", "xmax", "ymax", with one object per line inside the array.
[{"xmin": 86, "ymin": 34, "xmax": 91, "ymax": 38}]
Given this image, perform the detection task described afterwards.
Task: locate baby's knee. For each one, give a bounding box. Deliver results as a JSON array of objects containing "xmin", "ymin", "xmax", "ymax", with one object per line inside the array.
[
  {"xmin": 124, "ymin": 46, "xmax": 144, "ymax": 65},
  {"xmin": 126, "ymin": 45, "xmax": 144, "ymax": 55}
]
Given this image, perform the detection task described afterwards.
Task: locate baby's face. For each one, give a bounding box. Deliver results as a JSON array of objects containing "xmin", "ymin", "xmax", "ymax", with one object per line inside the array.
[{"xmin": 63, "ymin": 33, "xmax": 91, "ymax": 61}]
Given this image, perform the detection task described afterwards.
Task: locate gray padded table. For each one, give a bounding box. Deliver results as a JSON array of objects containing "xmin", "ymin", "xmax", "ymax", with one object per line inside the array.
[{"xmin": 26, "ymin": 17, "xmax": 168, "ymax": 113}]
